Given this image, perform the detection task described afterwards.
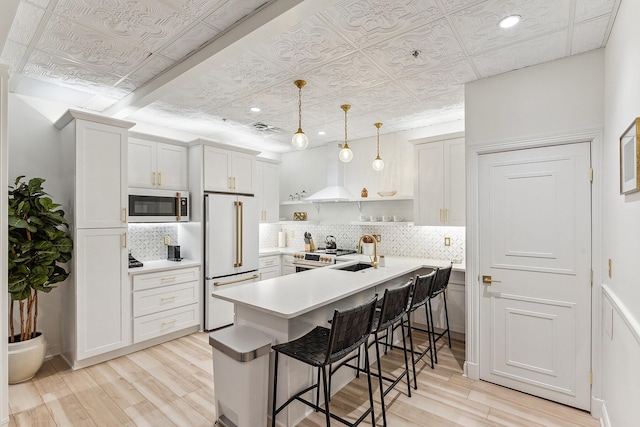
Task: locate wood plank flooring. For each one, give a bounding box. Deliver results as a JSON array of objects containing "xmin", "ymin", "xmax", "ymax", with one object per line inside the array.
[{"xmin": 8, "ymin": 331, "xmax": 599, "ymax": 426}]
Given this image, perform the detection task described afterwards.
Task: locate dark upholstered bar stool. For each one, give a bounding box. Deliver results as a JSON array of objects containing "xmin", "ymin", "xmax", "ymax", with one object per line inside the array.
[
  {"xmin": 271, "ymin": 297, "xmax": 377, "ymax": 427},
  {"xmin": 404, "ymin": 270, "xmax": 437, "ymax": 388},
  {"xmin": 427, "ymin": 263, "xmax": 453, "ymax": 364}
]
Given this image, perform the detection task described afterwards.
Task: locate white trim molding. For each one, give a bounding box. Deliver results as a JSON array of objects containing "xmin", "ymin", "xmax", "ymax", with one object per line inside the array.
[
  {"xmin": 1, "ymin": 64, "xmax": 10, "ymax": 426},
  {"xmin": 465, "ymin": 128, "xmax": 604, "ymax": 417}
]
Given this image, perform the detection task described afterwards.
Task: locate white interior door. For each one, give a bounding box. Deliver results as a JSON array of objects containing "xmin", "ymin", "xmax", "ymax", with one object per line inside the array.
[{"xmin": 478, "ymin": 142, "xmax": 591, "ymax": 410}]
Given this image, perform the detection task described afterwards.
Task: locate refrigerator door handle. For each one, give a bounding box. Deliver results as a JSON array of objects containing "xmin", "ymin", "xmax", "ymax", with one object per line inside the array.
[
  {"xmin": 238, "ymin": 201, "xmax": 244, "ymax": 267},
  {"xmin": 234, "ymin": 201, "xmax": 240, "ymax": 267},
  {"xmin": 212, "ymin": 274, "xmax": 259, "ymax": 287}
]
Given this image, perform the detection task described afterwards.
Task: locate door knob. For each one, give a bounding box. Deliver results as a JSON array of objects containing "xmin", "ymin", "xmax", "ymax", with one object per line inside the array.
[{"xmin": 482, "ymin": 275, "xmax": 502, "ymax": 284}]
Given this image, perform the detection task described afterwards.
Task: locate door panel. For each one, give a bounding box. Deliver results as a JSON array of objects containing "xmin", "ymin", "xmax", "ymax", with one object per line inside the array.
[
  {"xmin": 479, "ymin": 142, "xmax": 591, "ymax": 410},
  {"xmin": 205, "ymin": 194, "xmax": 237, "ymax": 278}
]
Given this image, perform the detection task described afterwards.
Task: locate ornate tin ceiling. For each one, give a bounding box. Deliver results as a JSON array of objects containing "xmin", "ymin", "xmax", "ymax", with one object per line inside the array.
[{"xmin": 0, "ymin": 0, "xmax": 619, "ymax": 154}]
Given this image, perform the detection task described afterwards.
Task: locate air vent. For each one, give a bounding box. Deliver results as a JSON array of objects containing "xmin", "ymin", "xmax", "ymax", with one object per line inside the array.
[{"xmin": 250, "ymin": 122, "xmax": 284, "ymax": 135}]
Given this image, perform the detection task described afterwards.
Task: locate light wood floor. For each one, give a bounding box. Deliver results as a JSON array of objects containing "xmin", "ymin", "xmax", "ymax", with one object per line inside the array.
[{"xmin": 8, "ymin": 331, "xmax": 599, "ymax": 426}]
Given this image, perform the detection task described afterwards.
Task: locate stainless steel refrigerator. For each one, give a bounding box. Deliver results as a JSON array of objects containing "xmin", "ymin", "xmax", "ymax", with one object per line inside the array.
[{"xmin": 204, "ymin": 193, "xmax": 259, "ymax": 330}]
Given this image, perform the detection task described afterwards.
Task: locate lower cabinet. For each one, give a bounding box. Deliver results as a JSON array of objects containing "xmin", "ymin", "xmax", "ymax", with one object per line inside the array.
[
  {"xmin": 131, "ymin": 266, "xmax": 200, "ymax": 343},
  {"xmin": 281, "ymin": 254, "xmax": 296, "ymax": 276},
  {"xmin": 259, "ymin": 255, "xmax": 281, "ymax": 280}
]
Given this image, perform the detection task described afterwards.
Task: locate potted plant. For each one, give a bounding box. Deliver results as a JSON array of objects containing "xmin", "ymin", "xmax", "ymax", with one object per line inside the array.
[{"xmin": 7, "ymin": 176, "xmax": 73, "ymax": 383}]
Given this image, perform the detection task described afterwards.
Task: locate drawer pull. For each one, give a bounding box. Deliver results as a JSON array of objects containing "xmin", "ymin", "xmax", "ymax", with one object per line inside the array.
[
  {"xmin": 161, "ymin": 276, "xmax": 177, "ymax": 281},
  {"xmin": 161, "ymin": 296, "xmax": 177, "ymax": 301},
  {"xmin": 162, "ymin": 319, "xmax": 177, "ymax": 326},
  {"xmin": 264, "ymin": 260, "xmax": 275, "ymax": 265}
]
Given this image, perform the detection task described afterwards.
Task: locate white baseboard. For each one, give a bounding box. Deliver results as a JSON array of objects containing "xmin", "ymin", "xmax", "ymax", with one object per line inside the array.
[
  {"xmin": 600, "ymin": 402, "xmax": 610, "ymax": 427},
  {"xmin": 590, "ymin": 396, "xmax": 604, "ymax": 421},
  {"xmin": 464, "ymin": 360, "xmax": 479, "ymax": 379}
]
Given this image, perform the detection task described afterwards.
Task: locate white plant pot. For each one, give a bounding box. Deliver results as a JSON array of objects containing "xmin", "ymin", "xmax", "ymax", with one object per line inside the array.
[
  {"xmin": 362, "ymin": 243, "xmax": 374, "ymax": 256},
  {"xmin": 8, "ymin": 333, "xmax": 46, "ymax": 384}
]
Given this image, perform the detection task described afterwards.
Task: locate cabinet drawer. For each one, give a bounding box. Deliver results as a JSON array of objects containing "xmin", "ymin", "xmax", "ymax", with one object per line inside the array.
[
  {"xmin": 259, "ymin": 255, "xmax": 280, "ymax": 269},
  {"xmin": 132, "ymin": 267, "xmax": 199, "ymax": 291},
  {"xmin": 259, "ymin": 266, "xmax": 280, "ymax": 280},
  {"xmin": 133, "ymin": 303, "xmax": 199, "ymax": 343},
  {"xmin": 133, "ymin": 281, "xmax": 199, "ymax": 317}
]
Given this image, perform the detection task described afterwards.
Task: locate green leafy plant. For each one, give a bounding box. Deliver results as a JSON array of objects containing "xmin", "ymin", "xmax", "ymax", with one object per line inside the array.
[{"xmin": 8, "ymin": 176, "xmax": 73, "ymax": 343}]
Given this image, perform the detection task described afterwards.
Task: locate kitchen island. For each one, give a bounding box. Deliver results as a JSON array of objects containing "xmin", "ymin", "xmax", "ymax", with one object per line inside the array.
[{"xmin": 211, "ymin": 255, "xmax": 464, "ymax": 426}]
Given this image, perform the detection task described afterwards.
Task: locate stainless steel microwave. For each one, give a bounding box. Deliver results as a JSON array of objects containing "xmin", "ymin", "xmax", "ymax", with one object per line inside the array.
[{"xmin": 128, "ymin": 189, "xmax": 189, "ymax": 222}]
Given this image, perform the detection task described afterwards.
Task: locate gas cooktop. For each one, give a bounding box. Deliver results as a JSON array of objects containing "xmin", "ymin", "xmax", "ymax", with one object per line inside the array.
[{"xmin": 314, "ymin": 248, "xmax": 357, "ymax": 256}]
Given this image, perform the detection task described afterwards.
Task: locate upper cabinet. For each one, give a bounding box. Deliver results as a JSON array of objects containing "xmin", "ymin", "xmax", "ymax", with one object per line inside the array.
[
  {"xmin": 414, "ymin": 137, "xmax": 465, "ymax": 226},
  {"xmin": 204, "ymin": 145, "xmax": 256, "ymax": 194},
  {"xmin": 257, "ymin": 160, "xmax": 279, "ymax": 223},
  {"xmin": 128, "ymin": 135, "xmax": 188, "ymax": 191}
]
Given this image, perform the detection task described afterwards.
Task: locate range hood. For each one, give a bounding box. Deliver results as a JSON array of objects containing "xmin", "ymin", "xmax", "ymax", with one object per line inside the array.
[{"xmin": 305, "ymin": 144, "xmax": 357, "ymax": 202}]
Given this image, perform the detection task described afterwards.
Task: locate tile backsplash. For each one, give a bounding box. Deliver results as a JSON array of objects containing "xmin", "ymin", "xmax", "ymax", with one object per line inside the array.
[
  {"xmin": 260, "ymin": 223, "xmax": 465, "ymax": 262},
  {"xmin": 128, "ymin": 224, "xmax": 180, "ymax": 261}
]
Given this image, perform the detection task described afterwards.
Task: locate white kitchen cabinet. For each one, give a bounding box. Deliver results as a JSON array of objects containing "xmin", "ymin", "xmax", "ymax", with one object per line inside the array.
[
  {"xmin": 204, "ymin": 145, "xmax": 256, "ymax": 194},
  {"xmin": 259, "ymin": 255, "xmax": 281, "ymax": 279},
  {"xmin": 257, "ymin": 160, "xmax": 279, "ymax": 222},
  {"xmin": 55, "ymin": 110, "xmax": 135, "ymax": 367},
  {"xmin": 414, "ymin": 138, "xmax": 465, "ymax": 226},
  {"xmin": 281, "ymin": 254, "xmax": 296, "ymax": 276},
  {"xmin": 129, "ymin": 136, "xmax": 188, "ymax": 190},
  {"xmin": 132, "ymin": 266, "xmax": 200, "ymax": 343},
  {"xmin": 74, "ymin": 228, "xmax": 130, "ymax": 359}
]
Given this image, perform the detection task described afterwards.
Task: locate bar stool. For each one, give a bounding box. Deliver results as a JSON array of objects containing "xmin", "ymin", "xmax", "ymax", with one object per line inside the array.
[
  {"xmin": 271, "ymin": 297, "xmax": 377, "ymax": 427},
  {"xmin": 427, "ymin": 263, "xmax": 453, "ymax": 363},
  {"xmin": 404, "ymin": 270, "xmax": 437, "ymax": 388}
]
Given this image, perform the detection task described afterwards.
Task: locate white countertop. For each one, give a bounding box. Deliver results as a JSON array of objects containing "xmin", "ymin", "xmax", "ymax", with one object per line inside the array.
[
  {"xmin": 128, "ymin": 258, "xmax": 201, "ymax": 275},
  {"xmin": 212, "ymin": 255, "xmax": 464, "ymax": 319},
  {"xmin": 259, "ymin": 247, "xmax": 296, "ymax": 256}
]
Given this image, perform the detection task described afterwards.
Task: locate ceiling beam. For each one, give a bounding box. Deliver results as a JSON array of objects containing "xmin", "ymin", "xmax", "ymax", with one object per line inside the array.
[{"xmin": 105, "ymin": 0, "xmax": 339, "ymax": 119}]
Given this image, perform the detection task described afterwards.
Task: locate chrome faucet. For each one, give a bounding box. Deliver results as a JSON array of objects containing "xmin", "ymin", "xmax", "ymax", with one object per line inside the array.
[{"xmin": 357, "ymin": 234, "xmax": 378, "ymax": 269}]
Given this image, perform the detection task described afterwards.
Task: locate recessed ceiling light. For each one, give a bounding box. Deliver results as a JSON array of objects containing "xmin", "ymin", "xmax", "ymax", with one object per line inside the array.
[
  {"xmin": 318, "ymin": 131, "xmax": 326, "ymax": 135},
  {"xmin": 250, "ymin": 107, "xmax": 260, "ymax": 112},
  {"xmin": 498, "ymin": 14, "xmax": 521, "ymax": 29}
]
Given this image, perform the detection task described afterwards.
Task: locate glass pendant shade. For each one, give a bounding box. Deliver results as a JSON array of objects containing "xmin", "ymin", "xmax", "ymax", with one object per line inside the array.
[
  {"xmin": 292, "ymin": 128, "xmax": 308, "ymax": 150},
  {"xmin": 292, "ymin": 80, "xmax": 308, "ymax": 150},
  {"xmin": 372, "ymin": 122, "xmax": 384, "ymax": 171},
  {"xmin": 339, "ymin": 104, "xmax": 353, "ymax": 163}
]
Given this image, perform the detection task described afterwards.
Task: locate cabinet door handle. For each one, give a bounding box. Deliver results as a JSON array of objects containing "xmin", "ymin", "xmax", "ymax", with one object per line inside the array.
[
  {"xmin": 153, "ymin": 171, "xmax": 156, "ymax": 186},
  {"xmin": 439, "ymin": 209, "xmax": 443, "ymax": 223},
  {"xmin": 162, "ymin": 319, "xmax": 177, "ymax": 326},
  {"xmin": 158, "ymin": 172, "xmax": 162, "ymax": 186},
  {"xmin": 232, "ymin": 177, "xmax": 236, "ymax": 189},
  {"xmin": 228, "ymin": 177, "xmax": 233, "ymax": 189},
  {"xmin": 161, "ymin": 296, "xmax": 177, "ymax": 301},
  {"xmin": 123, "ymin": 208, "xmax": 127, "ymax": 223},
  {"xmin": 123, "ymin": 232, "xmax": 127, "ymax": 248},
  {"xmin": 161, "ymin": 276, "xmax": 177, "ymax": 281},
  {"xmin": 445, "ymin": 208, "xmax": 449, "ymax": 224}
]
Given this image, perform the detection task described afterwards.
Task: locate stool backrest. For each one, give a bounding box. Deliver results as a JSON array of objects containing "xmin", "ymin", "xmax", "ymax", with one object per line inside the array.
[
  {"xmin": 430, "ymin": 263, "xmax": 453, "ymax": 297},
  {"xmin": 376, "ymin": 283, "xmax": 412, "ymax": 332},
  {"xmin": 326, "ymin": 296, "xmax": 377, "ymax": 365},
  {"xmin": 409, "ymin": 270, "xmax": 436, "ymax": 310}
]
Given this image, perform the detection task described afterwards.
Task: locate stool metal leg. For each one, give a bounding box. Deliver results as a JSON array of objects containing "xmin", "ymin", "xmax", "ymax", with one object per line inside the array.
[
  {"xmin": 316, "ymin": 367, "xmax": 321, "ymax": 410},
  {"xmin": 406, "ymin": 314, "xmax": 418, "ymax": 389},
  {"xmin": 364, "ymin": 343, "xmax": 376, "ymax": 426},
  {"xmin": 443, "ymin": 293, "xmax": 452, "ymax": 348},
  {"xmin": 400, "ymin": 318, "xmax": 412, "ymax": 397},
  {"xmin": 320, "ymin": 365, "xmax": 331, "ymax": 427},
  {"xmin": 427, "ymin": 299, "xmax": 438, "ymax": 364},
  {"xmin": 271, "ymin": 352, "xmax": 279, "ymax": 427},
  {"xmin": 373, "ymin": 331, "xmax": 387, "ymax": 426}
]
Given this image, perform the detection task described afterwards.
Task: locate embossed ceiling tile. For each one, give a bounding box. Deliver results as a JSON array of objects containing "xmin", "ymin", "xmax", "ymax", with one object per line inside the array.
[
  {"xmin": 341, "ymin": 81, "xmax": 416, "ymax": 112},
  {"xmin": 420, "ymin": 89, "xmax": 465, "ymax": 110},
  {"xmin": 203, "ymin": 0, "xmax": 268, "ymax": 31},
  {"xmin": 305, "ymin": 51, "xmax": 389, "ymax": 97},
  {"xmin": 0, "ymin": 40, "xmax": 28, "ymax": 77},
  {"xmin": 54, "ymin": 0, "xmax": 191, "ymax": 52},
  {"xmin": 473, "ymin": 30, "xmax": 567, "ymax": 78},
  {"xmin": 302, "ymin": 99, "xmax": 348, "ymax": 127},
  {"xmin": 451, "ymin": 0, "xmax": 571, "ymax": 54},
  {"xmin": 363, "ymin": 18, "xmax": 466, "ymax": 78},
  {"xmin": 126, "ymin": 54, "xmax": 175, "ymax": 88},
  {"xmin": 8, "ymin": 1, "xmax": 46, "ymax": 45},
  {"xmin": 24, "ymin": 48, "xmax": 123, "ymax": 94},
  {"xmin": 161, "ymin": 22, "xmax": 220, "ymax": 61},
  {"xmin": 254, "ymin": 14, "xmax": 354, "ymax": 74},
  {"xmin": 399, "ymin": 60, "xmax": 477, "ymax": 100},
  {"xmin": 207, "ymin": 50, "xmax": 292, "ymax": 92},
  {"xmin": 36, "ymin": 14, "xmax": 150, "ymax": 77},
  {"xmin": 320, "ymin": 0, "xmax": 442, "ymax": 48},
  {"xmin": 574, "ymin": 0, "xmax": 616, "ymax": 23},
  {"xmin": 440, "ymin": 0, "xmax": 488, "ymax": 13},
  {"xmin": 163, "ymin": 0, "xmax": 226, "ymax": 19},
  {"xmin": 571, "ymin": 14, "xmax": 609, "ymax": 55},
  {"xmin": 156, "ymin": 91, "xmax": 212, "ymax": 117},
  {"xmin": 29, "ymin": 0, "xmax": 51, "ymax": 7},
  {"xmin": 171, "ymin": 73, "xmax": 239, "ymax": 109}
]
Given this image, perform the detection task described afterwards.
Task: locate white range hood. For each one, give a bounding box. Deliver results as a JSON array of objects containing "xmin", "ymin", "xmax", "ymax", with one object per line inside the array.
[{"xmin": 305, "ymin": 144, "xmax": 356, "ymax": 202}]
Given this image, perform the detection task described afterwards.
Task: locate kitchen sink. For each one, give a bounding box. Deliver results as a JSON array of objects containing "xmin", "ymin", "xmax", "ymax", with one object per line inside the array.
[{"xmin": 336, "ymin": 262, "xmax": 373, "ymax": 272}]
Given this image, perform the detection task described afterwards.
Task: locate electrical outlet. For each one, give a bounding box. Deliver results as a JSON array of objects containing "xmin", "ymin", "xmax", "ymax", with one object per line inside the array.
[
  {"xmin": 444, "ymin": 237, "xmax": 451, "ymax": 247},
  {"xmin": 373, "ymin": 234, "xmax": 381, "ymax": 243},
  {"xmin": 163, "ymin": 235, "xmax": 170, "ymax": 245},
  {"xmin": 290, "ymin": 230, "xmax": 295, "ymax": 238}
]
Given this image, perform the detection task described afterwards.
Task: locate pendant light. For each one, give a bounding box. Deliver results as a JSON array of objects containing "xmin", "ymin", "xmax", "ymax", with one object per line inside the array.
[
  {"xmin": 292, "ymin": 80, "xmax": 309, "ymax": 150},
  {"xmin": 372, "ymin": 122, "xmax": 384, "ymax": 171},
  {"xmin": 338, "ymin": 104, "xmax": 353, "ymax": 162}
]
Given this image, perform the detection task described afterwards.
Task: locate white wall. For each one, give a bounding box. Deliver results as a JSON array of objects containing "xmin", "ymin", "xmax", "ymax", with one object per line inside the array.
[
  {"xmin": 7, "ymin": 93, "xmax": 69, "ymax": 358},
  {"xmin": 601, "ymin": 0, "xmax": 640, "ymax": 424},
  {"xmin": 464, "ymin": 49, "xmax": 604, "ymax": 412}
]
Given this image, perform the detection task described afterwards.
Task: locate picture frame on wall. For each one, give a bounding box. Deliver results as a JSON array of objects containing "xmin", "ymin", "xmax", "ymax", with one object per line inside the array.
[{"xmin": 620, "ymin": 117, "xmax": 640, "ymax": 194}]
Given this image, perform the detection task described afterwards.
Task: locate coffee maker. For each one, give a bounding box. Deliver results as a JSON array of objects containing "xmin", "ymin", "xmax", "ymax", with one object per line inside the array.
[{"xmin": 167, "ymin": 245, "xmax": 181, "ymax": 261}]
